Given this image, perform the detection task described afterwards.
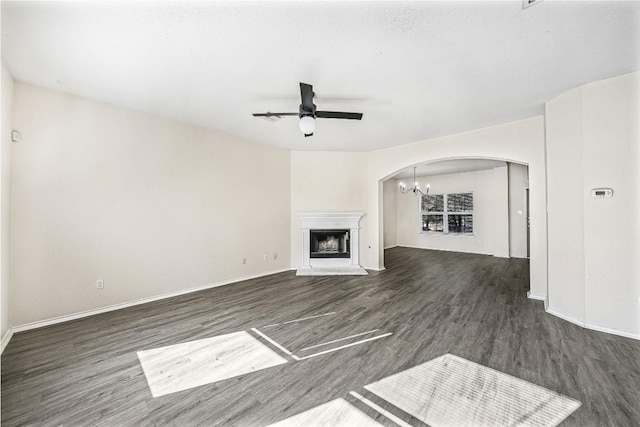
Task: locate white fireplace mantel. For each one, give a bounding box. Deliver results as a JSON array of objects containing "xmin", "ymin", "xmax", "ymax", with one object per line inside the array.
[{"xmin": 296, "ymin": 212, "xmax": 368, "ymax": 276}]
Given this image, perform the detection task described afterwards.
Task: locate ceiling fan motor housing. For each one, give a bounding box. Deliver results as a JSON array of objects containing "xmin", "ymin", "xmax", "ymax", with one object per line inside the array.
[{"xmin": 299, "ymin": 102, "xmax": 316, "ymax": 118}]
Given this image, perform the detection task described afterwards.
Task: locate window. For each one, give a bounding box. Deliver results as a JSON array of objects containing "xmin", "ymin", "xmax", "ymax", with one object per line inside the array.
[{"xmin": 421, "ymin": 192, "xmax": 473, "ymax": 234}]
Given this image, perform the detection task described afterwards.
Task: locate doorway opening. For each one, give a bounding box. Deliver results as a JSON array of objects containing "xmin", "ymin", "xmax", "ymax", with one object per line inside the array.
[{"xmin": 380, "ymin": 157, "xmax": 530, "ymax": 273}]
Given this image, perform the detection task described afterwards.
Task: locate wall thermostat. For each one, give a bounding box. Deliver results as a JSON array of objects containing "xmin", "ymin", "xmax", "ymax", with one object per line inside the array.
[{"xmin": 591, "ymin": 188, "xmax": 613, "ymax": 198}]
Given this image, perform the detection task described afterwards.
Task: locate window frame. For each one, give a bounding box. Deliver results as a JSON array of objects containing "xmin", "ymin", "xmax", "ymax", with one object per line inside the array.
[{"xmin": 420, "ymin": 192, "xmax": 474, "ymax": 235}]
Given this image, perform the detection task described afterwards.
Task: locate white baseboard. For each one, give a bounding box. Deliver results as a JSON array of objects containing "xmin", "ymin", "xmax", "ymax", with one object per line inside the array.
[
  {"xmin": 1, "ymin": 327, "xmax": 14, "ymax": 354},
  {"xmin": 545, "ymin": 307, "xmax": 585, "ymax": 327},
  {"xmin": 12, "ymin": 268, "xmax": 291, "ymax": 333},
  {"xmin": 492, "ymin": 253, "xmax": 510, "ymax": 259},
  {"xmin": 546, "ymin": 307, "xmax": 640, "ymax": 341},
  {"xmin": 383, "ymin": 245, "xmax": 398, "ymax": 250},
  {"xmin": 584, "ymin": 322, "xmax": 640, "ymax": 341},
  {"xmin": 527, "ymin": 291, "xmax": 549, "ymax": 311},
  {"xmin": 526, "ymin": 291, "xmax": 547, "ymax": 301},
  {"xmin": 397, "ymin": 244, "xmax": 429, "ymax": 250}
]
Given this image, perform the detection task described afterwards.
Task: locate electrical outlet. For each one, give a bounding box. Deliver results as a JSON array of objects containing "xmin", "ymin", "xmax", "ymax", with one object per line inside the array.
[
  {"xmin": 263, "ymin": 254, "xmax": 268, "ymax": 261},
  {"xmin": 96, "ymin": 279, "xmax": 104, "ymax": 290},
  {"xmin": 273, "ymin": 252, "xmax": 278, "ymax": 260},
  {"xmin": 242, "ymin": 258, "xmax": 247, "ymax": 264}
]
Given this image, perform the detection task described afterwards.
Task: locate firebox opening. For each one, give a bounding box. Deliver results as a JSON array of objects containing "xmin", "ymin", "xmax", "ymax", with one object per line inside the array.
[{"xmin": 310, "ymin": 229, "xmax": 350, "ymax": 258}]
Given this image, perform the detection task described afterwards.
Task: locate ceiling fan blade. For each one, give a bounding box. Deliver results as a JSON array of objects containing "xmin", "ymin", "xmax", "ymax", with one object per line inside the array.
[
  {"xmin": 300, "ymin": 82, "xmax": 315, "ymax": 111},
  {"xmin": 315, "ymin": 111, "xmax": 363, "ymax": 120},
  {"xmin": 252, "ymin": 112, "xmax": 299, "ymax": 117}
]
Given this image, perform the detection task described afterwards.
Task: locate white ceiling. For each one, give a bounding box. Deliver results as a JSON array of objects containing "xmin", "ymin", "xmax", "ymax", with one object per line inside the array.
[
  {"xmin": 2, "ymin": 1, "xmax": 639, "ymax": 152},
  {"xmin": 392, "ymin": 159, "xmax": 507, "ymax": 180}
]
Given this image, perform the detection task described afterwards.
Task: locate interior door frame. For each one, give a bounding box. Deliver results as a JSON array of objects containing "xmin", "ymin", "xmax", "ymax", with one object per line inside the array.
[{"xmin": 524, "ymin": 186, "xmax": 530, "ymax": 258}]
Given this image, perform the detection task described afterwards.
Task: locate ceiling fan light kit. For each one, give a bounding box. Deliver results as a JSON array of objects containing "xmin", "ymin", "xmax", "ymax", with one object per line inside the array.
[
  {"xmin": 298, "ymin": 116, "xmax": 316, "ymax": 135},
  {"xmin": 253, "ymin": 82, "xmax": 363, "ymax": 137}
]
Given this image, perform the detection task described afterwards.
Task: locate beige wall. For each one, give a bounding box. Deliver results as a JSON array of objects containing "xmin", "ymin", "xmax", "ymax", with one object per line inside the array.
[
  {"xmin": 290, "ymin": 151, "xmax": 367, "ymax": 268},
  {"xmin": 1, "ymin": 64, "xmax": 13, "ymax": 340},
  {"xmin": 546, "ymin": 71, "xmax": 640, "ymax": 337},
  {"xmin": 395, "ymin": 167, "xmax": 510, "ymax": 256},
  {"xmin": 546, "ymin": 88, "xmax": 585, "ymax": 322},
  {"xmin": 11, "ymin": 83, "xmax": 291, "ymax": 326},
  {"xmin": 508, "ymin": 163, "xmax": 529, "ymax": 259},
  {"xmin": 382, "ymin": 179, "xmax": 397, "ymax": 249}
]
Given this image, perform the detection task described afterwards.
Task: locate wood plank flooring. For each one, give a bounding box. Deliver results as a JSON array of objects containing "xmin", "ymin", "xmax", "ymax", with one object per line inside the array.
[{"xmin": 2, "ymin": 247, "xmax": 639, "ymax": 426}]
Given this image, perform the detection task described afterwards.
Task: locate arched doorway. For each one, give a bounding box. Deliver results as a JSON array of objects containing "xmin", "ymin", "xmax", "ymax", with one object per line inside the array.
[{"xmin": 378, "ymin": 157, "xmax": 533, "ymax": 295}]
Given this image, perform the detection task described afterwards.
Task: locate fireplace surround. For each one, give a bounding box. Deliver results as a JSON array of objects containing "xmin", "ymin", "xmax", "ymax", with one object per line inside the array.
[{"xmin": 296, "ymin": 213, "xmax": 367, "ymax": 276}]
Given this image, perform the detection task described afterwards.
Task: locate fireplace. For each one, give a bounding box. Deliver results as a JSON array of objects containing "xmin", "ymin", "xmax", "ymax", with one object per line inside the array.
[
  {"xmin": 297, "ymin": 213, "xmax": 367, "ymax": 276},
  {"xmin": 310, "ymin": 230, "xmax": 350, "ymax": 258}
]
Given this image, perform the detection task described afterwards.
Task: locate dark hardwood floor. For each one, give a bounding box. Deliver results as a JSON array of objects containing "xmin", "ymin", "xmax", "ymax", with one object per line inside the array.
[{"xmin": 2, "ymin": 247, "xmax": 639, "ymax": 426}]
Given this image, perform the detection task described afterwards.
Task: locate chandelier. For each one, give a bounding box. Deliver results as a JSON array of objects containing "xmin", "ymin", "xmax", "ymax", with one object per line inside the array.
[{"xmin": 399, "ymin": 166, "xmax": 430, "ymax": 197}]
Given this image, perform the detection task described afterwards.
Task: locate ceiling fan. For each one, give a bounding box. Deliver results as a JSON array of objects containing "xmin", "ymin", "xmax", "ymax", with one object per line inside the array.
[{"xmin": 252, "ymin": 82, "xmax": 363, "ymax": 137}]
